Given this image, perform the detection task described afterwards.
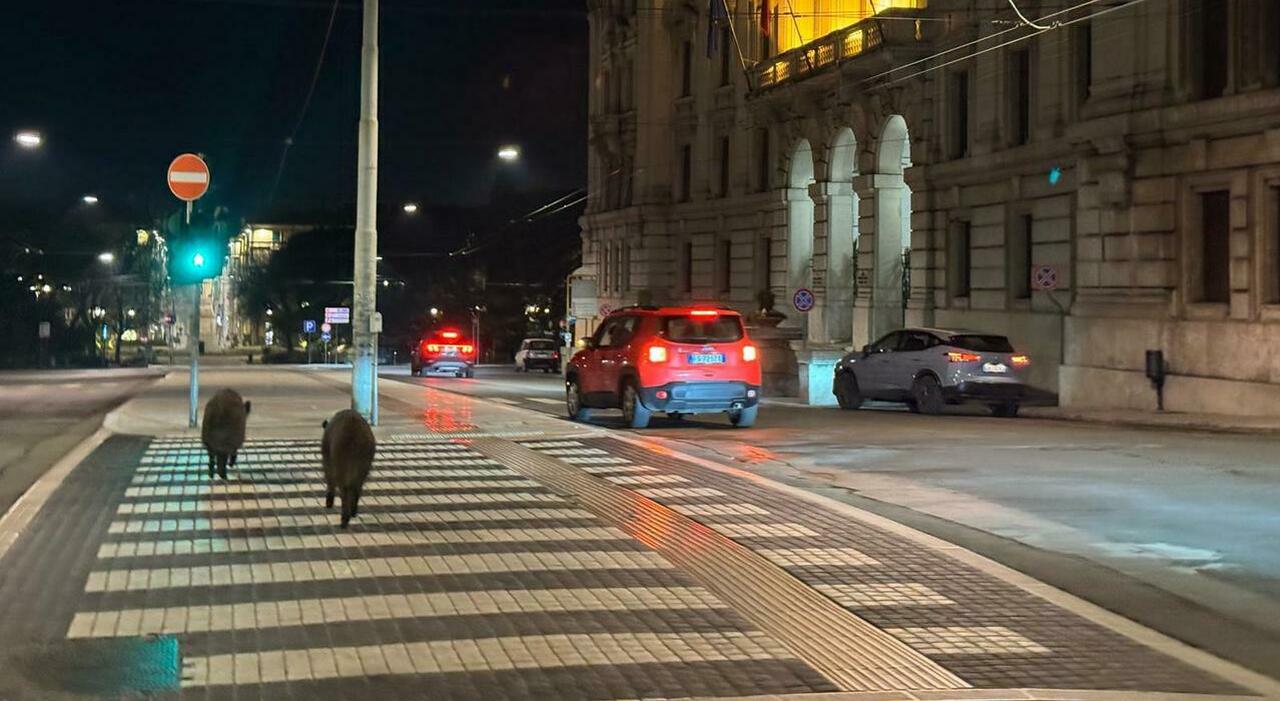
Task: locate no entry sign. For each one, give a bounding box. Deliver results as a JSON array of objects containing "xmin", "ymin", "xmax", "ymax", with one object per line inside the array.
[{"xmin": 167, "ymin": 153, "xmax": 210, "ymax": 202}]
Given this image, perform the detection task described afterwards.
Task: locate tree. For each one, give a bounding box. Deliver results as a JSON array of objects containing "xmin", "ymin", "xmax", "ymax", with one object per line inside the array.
[{"xmin": 235, "ymin": 228, "xmax": 353, "ymax": 352}]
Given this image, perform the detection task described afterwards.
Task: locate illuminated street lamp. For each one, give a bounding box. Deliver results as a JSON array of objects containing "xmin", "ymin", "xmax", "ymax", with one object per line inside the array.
[
  {"xmin": 13, "ymin": 131, "xmax": 42, "ymax": 149},
  {"xmin": 429, "ymin": 307, "xmax": 440, "ymax": 318},
  {"xmin": 497, "ymin": 145, "xmax": 521, "ymax": 162},
  {"xmin": 82, "ymin": 194, "xmax": 100, "ymax": 205},
  {"xmin": 97, "ymin": 252, "xmax": 115, "ymax": 264},
  {"xmin": 402, "ymin": 203, "xmax": 419, "ymax": 214}
]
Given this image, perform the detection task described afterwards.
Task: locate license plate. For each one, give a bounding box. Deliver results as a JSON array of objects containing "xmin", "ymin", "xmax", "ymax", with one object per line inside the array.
[
  {"xmin": 983, "ymin": 362, "xmax": 1008, "ymax": 374},
  {"xmin": 688, "ymin": 353, "xmax": 726, "ymax": 365}
]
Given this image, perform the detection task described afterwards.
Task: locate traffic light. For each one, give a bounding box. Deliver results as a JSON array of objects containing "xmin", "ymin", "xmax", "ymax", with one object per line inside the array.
[{"xmin": 169, "ymin": 238, "xmax": 225, "ymax": 285}]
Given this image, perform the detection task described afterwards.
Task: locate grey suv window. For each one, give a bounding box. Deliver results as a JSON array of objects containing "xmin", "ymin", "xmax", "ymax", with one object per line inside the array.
[
  {"xmin": 869, "ymin": 332, "xmax": 902, "ymax": 353},
  {"xmin": 898, "ymin": 332, "xmax": 937, "ymax": 352}
]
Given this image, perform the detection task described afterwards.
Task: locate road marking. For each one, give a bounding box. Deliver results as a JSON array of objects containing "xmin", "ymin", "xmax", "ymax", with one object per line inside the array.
[
  {"xmin": 97, "ymin": 526, "xmax": 631, "ymax": 559},
  {"xmin": 124, "ymin": 479, "xmax": 538, "ymax": 497},
  {"xmin": 710, "ymin": 522, "xmax": 820, "ymax": 538},
  {"xmin": 605, "ymin": 474, "xmax": 691, "ymax": 485},
  {"xmin": 580, "ymin": 464, "xmax": 658, "ymax": 474},
  {"xmin": 107, "ymin": 507, "xmax": 599, "ymax": 534},
  {"xmin": 634, "ymin": 487, "xmax": 726, "ymax": 499},
  {"xmin": 486, "ymin": 397, "xmax": 518, "ymax": 405},
  {"xmin": 130, "ymin": 468, "xmax": 515, "ymax": 485},
  {"xmin": 116, "ymin": 491, "xmax": 564, "ymax": 515},
  {"xmin": 669, "ymin": 503, "xmax": 771, "ymax": 517},
  {"xmin": 180, "ymin": 631, "xmax": 795, "ymax": 686},
  {"xmin": 521, "ymin": 441, "xmax": 585, "ymax": 449},
  {"xmin": 814, "ymin": 583, "xmax": 956, "ymax": 608},
  {"xmin": 68, "ymin": 586, "xmax": 728, "ymax": 638},
  {"xmin": 559, "ymin": 456, "xmax": 632, "ymax": 465},
  {"xmin": 85, "ymin": 550, "xmax": 675, "ymax": 592},
  {"xmin": 885, "ymin": 626, "xmax": 1051, "ymax": 654},
  {"xmin": 524, "ymin": 397, "xmax": 563, "ymax": 406},
  {"xmin": 758, "ymin": 548, "xmax": 880, "ymax": 568}
]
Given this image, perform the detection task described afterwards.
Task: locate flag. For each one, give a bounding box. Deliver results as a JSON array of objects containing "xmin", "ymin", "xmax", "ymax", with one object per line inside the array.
[
  {"xmin": 707, "ymin": 0, "xmax": 728, "ymax": 57},
  {"xmin": 759, "ymin": 0, "xmax": 770, "ymax": 37}
]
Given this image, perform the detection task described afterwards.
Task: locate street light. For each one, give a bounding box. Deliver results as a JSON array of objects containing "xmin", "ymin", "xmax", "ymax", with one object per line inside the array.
[
  {"xmin": 497, "ymin": 145, "xmax": 521, "ymax": 162},
  {"xmin": 402, "ymin": 203, "xmax": 419, "ymax": 214},
  {"xmin": 97, "ymin": 252, "xmax": 115, "ymax": 264},
  {"xmin": 13, "ymin": 131, "xmax": 41, "ymax": 149},
  {"xmin": 82, "ymin": 194, "xmax": 99, "ymax": 205}
]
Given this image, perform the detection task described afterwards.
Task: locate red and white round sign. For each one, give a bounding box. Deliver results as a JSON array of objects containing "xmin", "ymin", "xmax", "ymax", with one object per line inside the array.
[{"xmin": 167, "ymin": 153, "xmax": 210, "ymax": 202}]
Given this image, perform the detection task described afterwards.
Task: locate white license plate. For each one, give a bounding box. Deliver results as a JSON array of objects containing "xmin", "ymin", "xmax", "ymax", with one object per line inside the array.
[
  {"xmin": 983, "ymin": 362, "xmax": 1008, "ymax": 374},
  {"xmin": 688, "ymin": 353, "xmax": 726, "ymax": 365}
]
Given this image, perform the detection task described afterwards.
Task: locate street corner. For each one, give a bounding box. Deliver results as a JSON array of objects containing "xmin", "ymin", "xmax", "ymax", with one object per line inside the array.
[
  {"xmin": 506, "ymin": 435, "xmax": 1272, "ymax": 699},
  {"xmin": 0, "ymin": 434, "xmax": 840, "ymax": 700}
]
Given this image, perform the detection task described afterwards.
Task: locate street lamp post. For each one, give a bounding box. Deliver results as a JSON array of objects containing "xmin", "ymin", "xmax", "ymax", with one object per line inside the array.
[
  {"xmin": 352, "ymin": 0, "xmax": 380, "ymax": 423},
  {"xmin": 13, "ymin": 131, "xmax": 42, "ymax": 149}
]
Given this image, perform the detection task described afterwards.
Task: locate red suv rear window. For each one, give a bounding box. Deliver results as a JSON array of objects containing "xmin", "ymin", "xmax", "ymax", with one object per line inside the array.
[{"xmin": 661, "ymin": 316, "xmax": 744, "ymax": 343}]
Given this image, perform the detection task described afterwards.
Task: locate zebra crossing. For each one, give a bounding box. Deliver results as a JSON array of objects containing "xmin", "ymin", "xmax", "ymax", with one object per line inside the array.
[{"xmin": 63, "ymin": 436, "xmax": 833, "ymax": 698}]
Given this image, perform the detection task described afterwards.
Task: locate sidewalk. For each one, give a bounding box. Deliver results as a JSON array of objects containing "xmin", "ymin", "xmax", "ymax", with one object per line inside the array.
[{"xmin": 0, "ymin": 366, "xmax": 1275, "ymax": 700}]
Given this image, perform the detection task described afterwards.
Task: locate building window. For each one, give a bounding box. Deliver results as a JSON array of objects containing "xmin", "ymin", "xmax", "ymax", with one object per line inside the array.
[
  {"xmin": 680, "ymin": 40, "xmax": 693, "ymax": 97},
  {"xmin": 949, "ymin": 221, "xmax": 972, "ymax": 298},
  {"xmin": 757, "ymin": 128, "xmax": 771, "ymax": 192},
  {"xmin": 681, "ymin": 241, "xmax": 694, "ymax": 293},
  {"xmin": 1009, "ymin": 49, "xmax": 1031, "ymax": 146},
  {"xmin": 1199, "ymin": 190, "xmax": 1231, "ymax": 303},
  {"xmin": 1073, "ymin": 22, "xmax": 1092, "ymax": 106},
  {"xmin": 718, "ymin": 240, "xmax": 732, "ymax": 294},
  {"xmin": 1268, "ymin": 187, "xmax": 1280, "ymax": 304},
  {"xmin": 718, "ymin": 136, "xmax": 731, "ymax": 198},
  {"xmin": 1197, "ymin": 0, "xmax": 1229, "ymax": 99},
  {"xmin": 621, "ymin": 244, "xmax": 631, "ymax": 292},
  {"xmin": 601, "ymin": 245, "xmax": 612, "ymax": 292},
  {"xmin": 1009, "ymin": 214, "xmax": 1033, "ymax": 299},
  {"xmin": 679, "ymin": 144, "xmax": 692, "ymax": 202},
  {"xmin": 755, "ymin": 235, "xmax": 772, "ymax": 292},
  {"xmin": 949, "ymin": 71, "xmax": 969, "ymax": 159},
  {"xmin": 720, "ymin": 27, "xmax": 733, "ymax": 86}
]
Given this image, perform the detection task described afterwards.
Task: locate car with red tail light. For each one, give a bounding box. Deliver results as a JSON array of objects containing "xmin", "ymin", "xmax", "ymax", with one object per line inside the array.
[
  {"xmin": 833, "ymin": 328, "xmax": 1031, "ymax": 416},
  {"xmin": 410, "ymin": 328, "xmax": 476, "ymax": 378},
  {"xmin": 565, "ymin": 306, "xmax": 761, "ymax": 428}
]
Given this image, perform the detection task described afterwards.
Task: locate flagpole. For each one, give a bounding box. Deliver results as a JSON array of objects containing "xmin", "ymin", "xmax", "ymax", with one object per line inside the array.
[{"xmin": 721, "ymin": 0, "xmax": 752, "ymax": 83}]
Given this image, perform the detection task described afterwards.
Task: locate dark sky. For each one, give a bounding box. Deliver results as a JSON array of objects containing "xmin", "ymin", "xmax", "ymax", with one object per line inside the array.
[{"xmin": 0, "ymin": 0, "xmax": 588, "ymax": 224}]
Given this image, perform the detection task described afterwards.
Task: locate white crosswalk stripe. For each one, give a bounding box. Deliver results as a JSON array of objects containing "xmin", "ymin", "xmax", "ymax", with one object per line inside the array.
[
  {"xmin": 68, "ymin": 586, "xmax": 727, "ymax": 638},
  {"xmin": 116, "ymin": 491, "xmax": 563, "ymax": 515},
  {"xmin": 85, "ymin": 550, "xmax": 674, "ymax": 592},
  {"xmin": 124, "ymin": 478, "xmax": 538, "ymax": 497},
  {"xmin": 130, "ymin": 468, "xmax": 515, "ymax": 485},
  {"xmin": 108, "ymin": 507, "xmax": 598, "ymax": 534},
  {"xmin": 97, "ymin": 526, "xmax": 631, "ymax": 559}
]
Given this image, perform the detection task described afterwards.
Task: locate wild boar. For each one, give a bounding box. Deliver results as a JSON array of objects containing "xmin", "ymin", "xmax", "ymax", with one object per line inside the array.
[
  {"xmin": 201, "ymin": 389, "xmax": 250, "ymax": 479},
  {"xmin": 321, "ymin": 409, "xmax": 376, "ymax": 528}
]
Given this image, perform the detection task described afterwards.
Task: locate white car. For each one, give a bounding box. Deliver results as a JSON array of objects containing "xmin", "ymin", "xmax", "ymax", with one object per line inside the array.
[{"xmin": 514, "ymin": 338, "xmax": 561, "ymax": 373}]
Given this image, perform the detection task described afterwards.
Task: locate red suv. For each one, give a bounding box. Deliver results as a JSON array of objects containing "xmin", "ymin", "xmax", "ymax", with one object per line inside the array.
[
  {"xmin": 565, "ymin": 306, "xmax": 761, "ymax": 428},
  {"xmin": 411, "ymin": 328, "xmax": 476, "ymax": 378}
]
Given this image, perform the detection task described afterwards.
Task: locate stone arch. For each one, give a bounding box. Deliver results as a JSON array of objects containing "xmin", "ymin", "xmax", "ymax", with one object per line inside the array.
[
  {"xmin": 871, "ymin": 115, "xmax": 913, "ymax": 339},
  {"xmin": 823, "ymin": 127, "xmax": 859, "ymax": 343},
  {"xmin": 786, "ymin": 138, "xmax": 816, "ymax": 331}
]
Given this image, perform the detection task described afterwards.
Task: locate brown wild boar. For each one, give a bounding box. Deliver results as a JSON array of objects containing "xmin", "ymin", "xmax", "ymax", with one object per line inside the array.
[
  {"xmin": 201, "ymin": 389, "xmax": 250, "ymax": 479},
  {"xmin": 321, "ymin": 409, "xmax": 376, "ymax": 528}
]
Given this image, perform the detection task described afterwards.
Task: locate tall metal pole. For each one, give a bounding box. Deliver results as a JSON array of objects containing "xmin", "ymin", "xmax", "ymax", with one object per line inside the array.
[
  {"xmin": 352, "ymin": 0, "xmax": 380, "ymax": 422},
  {"xmin": 189, "ymin": 284, "xmax": 200, "ymax": 428}
]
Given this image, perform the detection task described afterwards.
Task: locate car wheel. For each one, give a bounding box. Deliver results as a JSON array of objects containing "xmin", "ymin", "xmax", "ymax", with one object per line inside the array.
[
  {"xmin": 620, "ymin": 382, "xmax": 651, "ymax": 429},
  {"xmin": 990, "ymin": 402, "xmax": 1020, "ymax": 418},
  {"xmin": 911, "ymin": 375, "xmax": 945, "ymax": 415},
  {"xmin": 728, "ymin": 405, "xmax": 758, "ymax": 428},
  {"xmin": 835, "ymin": 372, "xmax": 863, "ymax": 410},
  {"xmin": 566, "ymin": 378, "xmax": 591, "ymax": 421}
]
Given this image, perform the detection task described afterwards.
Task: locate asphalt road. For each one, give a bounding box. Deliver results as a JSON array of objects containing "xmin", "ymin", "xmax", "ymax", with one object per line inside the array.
[
  {"xmin": 0, "ymin": 369, "xmax": 160, "ymax": 518},
  {"xmin": 385, "ymin": 363, "xmax": 1280, "ymax": 675}
]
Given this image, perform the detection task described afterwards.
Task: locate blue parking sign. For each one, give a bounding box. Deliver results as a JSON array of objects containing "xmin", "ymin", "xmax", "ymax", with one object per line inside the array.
[{"xmin": 303, "ymin": 320, "xmax": 317, "ymax": 334}]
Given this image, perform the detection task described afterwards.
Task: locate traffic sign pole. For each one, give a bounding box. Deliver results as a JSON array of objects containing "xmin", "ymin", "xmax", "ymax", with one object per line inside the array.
[{"xmin": 167, "ymin": 152, "xmax": 211, "ymax": 429}]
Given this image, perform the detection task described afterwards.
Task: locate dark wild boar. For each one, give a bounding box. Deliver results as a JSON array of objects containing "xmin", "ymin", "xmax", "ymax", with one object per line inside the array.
[
  {"xmin": 201, "ymin": 389, "xmax": 250, "ymax": 479},
  {"xmin": 321, "ymin": 409, "xmax": 376, "ymax": 528}
]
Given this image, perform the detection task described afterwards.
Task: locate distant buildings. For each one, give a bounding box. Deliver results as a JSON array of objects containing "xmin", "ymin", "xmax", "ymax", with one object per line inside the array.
[
  {"xmin": 206, "ymin": 224, "xmax": 305, "ymax": 350},
  {"xmin": 579, "ymin": 0, "xmax": 1280, "ymax": 416}
]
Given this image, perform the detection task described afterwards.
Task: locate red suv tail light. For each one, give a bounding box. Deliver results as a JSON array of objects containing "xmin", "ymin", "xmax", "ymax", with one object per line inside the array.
[
  {"xmin": 947, "ymin": 351, "xmax": 982, "ymax": 363},
  {"xmin": 647, "ymin": 345, "xmax": 668, "ymax": 363},
  {"xmin": 426, "ymin": 343, "xmax": 441, "ymax": 353},
  {"xmin": 742, "ymin": 345, "xmax": 758, "ymax": 362},
  {"xmin": 461, "ymin": 345, "xmax": 474, "ymax": 355}
]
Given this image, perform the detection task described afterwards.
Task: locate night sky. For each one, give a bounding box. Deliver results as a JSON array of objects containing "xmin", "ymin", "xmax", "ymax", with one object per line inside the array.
[{"xmin": 0, "ymin": 0, "xmax": 589, "ymax": 224}]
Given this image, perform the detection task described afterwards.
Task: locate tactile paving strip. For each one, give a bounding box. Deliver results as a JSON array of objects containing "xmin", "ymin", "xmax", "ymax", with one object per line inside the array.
[{"xmin": 473, "ymin": 438, "xmax": 970, "ymax": 693}]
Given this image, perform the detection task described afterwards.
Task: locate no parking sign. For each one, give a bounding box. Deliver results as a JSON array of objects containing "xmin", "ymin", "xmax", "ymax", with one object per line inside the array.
[
  {"xmin": 1031, "ymin": 265, "xmax": 1059, "ymax": 292},
  {"xmin": 792, "ymin": 288, "xmax": 815, "ymax": 313}
]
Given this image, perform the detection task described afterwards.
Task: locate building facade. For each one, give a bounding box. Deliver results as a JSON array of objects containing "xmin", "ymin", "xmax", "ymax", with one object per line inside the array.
[
  {"xmin": 203, "ymin": 224, "xmax": 305, "ymax": 350},
  {"xmin": 578, "ymin": 0, "xmax": 1280, "ymax": 415}
]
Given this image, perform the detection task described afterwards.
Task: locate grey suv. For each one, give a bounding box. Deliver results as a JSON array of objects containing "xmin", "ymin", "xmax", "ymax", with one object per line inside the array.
[{"xmin": 834, "ymin": 328, "xmax": 1030, "ymax": 417}]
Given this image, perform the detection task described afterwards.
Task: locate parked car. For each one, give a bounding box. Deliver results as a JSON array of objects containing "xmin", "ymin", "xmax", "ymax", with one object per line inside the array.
[
  {"xmin": 833, "ymin": 328, "xmax": 1030, "ymax": 417},
  {"xmin": 514, "ymin": 338, "xmax": 561, "ymax": 373},
  {"xmin": 410, "ymin": 328, "xmax": 475, "ymax": 378},
  {"xmin": 565, "ymin": 306, "xmax": 761, "ymax": 428}
]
